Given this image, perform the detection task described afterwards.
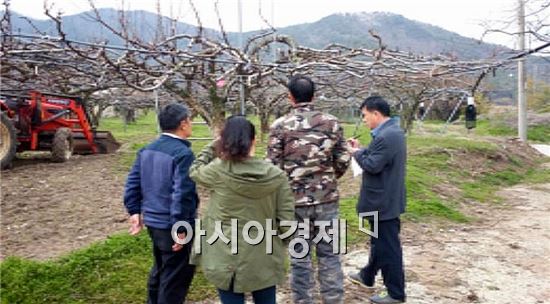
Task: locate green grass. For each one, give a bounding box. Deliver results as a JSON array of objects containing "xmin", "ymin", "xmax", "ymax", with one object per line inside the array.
[
  {"xmin": 2, "ymin": 115, "xmax": 549, "ymax": 303},
  {"xmin": 405, "ymin": 155, "xmax": 470, "ymax": 223},
  {"xmin": 460, "ymin": 167, "xmax": 534, "ymax": 203},
  {"xmin": 331, "ymin": 121, "xmax": 540, "ymax": 238},
  {"xmin": 99, "ymin": 113, "xmax": 158, "ymax": 141},
  {"xmin": 461, "ymin": 182, "xmax": 499, "ymax": 203},
  {"xmin": 476, "ymin": 120, "xmax": 550, "ymax": 142},
  {"xmin": 102, "ymin": 113, "xmax": 217, "ymax": 170},
  {"xmin": 0, "ymin": 232, "xmax": 216, "ymax": 304},
  {"xmin": 459, "ymin": 159, "xmax": 546, "ymax": 203},
  {"xmin": 522, "ymin": 165, "xmax": 550, "ymax": 183},
  {"xmin": 527, "ymin": 125, "xmax": 550, "ymax": 142},
  {"xmin": 339, "ymin": 123, "xmax": 473, "ymax": 245},
  {"xmin": 406, "ymin": 197, "xmax": 468, "ymax": 222},
  {"xmin": 339, "ymin": 197, "xmax": 369, "ymax": 246},
  {"xmin": 105, "ymin": 113, "xmax": 272, "ymax": 170}
]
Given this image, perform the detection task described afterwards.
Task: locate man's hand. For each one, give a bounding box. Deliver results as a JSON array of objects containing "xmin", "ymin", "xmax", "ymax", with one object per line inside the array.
[
  {"xmin": 172, "ymin": 232, "xmax": 187, "ymax": 252},
  {"xmin": 346, "ymin": 138, "xmax": 360, "ymax": 154},
  {"xmin": 128, "ymin": 214, "xmax": 143, "ymax": 235}
]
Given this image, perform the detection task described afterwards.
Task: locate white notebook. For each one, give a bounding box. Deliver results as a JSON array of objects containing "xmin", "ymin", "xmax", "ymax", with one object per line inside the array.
[{"xmin": 351, "ymin": 158, "xmax": 363, "ymax": 177}]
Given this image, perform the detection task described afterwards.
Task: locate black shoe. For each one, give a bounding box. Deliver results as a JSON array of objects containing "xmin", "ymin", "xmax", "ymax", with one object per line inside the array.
[{"xmin": 348, "ymin": 272, "xmax": 376, "ymax": 289}]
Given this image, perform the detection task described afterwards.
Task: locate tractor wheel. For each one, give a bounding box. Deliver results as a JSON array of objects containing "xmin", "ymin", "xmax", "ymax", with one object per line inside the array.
[
  {"xmin": 51, "ymin": 128, "xmax": 74, "ymax": 163},
  {"xmin": 0, "ymin": 111, "xmax": 17, "ymax": 170}
]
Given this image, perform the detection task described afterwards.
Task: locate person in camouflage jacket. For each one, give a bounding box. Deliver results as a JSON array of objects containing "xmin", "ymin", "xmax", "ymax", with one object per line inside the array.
[{"xmin": 267, "ymin": 75, "xmax": 351, "ymax": 304}]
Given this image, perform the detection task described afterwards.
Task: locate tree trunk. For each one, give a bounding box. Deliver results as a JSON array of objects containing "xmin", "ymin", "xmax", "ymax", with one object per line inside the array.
[
  {"xmin": 403, "ymin": 98, "xmax": 422, "ymax": 134},
  {"xmin": 163, "ymin": 80, "xmax": 212, "ymax": 128},
  {"xmin": 209, "ymin": 87, "xmax": 226, "ymax": 135},
  {"xmin": 87, "ymin": 102, "xmax": 107, "ymax": 127},
  {"xmin": 259, "ymin": 112, "xmax": 270, "ymax": 143}
]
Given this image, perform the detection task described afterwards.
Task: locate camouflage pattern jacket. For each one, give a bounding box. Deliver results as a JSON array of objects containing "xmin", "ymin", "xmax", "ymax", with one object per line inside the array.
[{"xmin": 267, "ymin": 103, "xmax": 351, "ymax": 206}]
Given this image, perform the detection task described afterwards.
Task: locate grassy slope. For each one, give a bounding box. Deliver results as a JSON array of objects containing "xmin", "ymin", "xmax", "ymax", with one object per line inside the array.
[
  {"xmin": 476, "ymin": 120, "xmax": 550, "ymax": 143},
  {"xmin": 2, "ymin": 115, "xmax": 549, "ymax": 303}
]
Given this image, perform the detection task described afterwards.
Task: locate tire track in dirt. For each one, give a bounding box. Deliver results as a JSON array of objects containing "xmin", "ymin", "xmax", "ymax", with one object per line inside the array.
[{"xmin": 0, "ymin": 154, "xmax": 128, "ymax": 260}]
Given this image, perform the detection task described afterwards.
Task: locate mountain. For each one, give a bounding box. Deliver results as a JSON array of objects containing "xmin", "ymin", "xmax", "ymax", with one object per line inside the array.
[
  {"xmin": 6, "ymin": 9, "xmax": 217, "ymax": 44},
  {"xmin": 7, "ymin": 9, "xmax": 508, "ymax": 58},
  {"xmin": 251, "ymin": 12, "xmax": 509, "ymax": 60},
  {"xmin": 5, "ymin": 8, "xmax": 549, "ymax": 94}
]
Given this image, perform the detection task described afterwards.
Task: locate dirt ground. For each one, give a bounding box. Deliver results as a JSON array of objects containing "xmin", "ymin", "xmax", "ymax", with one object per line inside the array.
[
  {"xmin": 1, "ymin": 151, "xmax": 549, "ymax": 304},
  {"xmin": 0, "ymin": 153, "xmax": 128, "ymax": 260},
  {"xmin": 0, "ymin": 152, "xmax": 360, "ymax": 261},
  {"xmin": 194, "ymin": 181, "xmax": 550, "ymax": 304},
  {"xmin": 389, "ymin": 183, "xmax": 549, "ymax": 304},
  {"xmin": 268, "ymin": 184, "xmax": 550, "ymax": 304}
]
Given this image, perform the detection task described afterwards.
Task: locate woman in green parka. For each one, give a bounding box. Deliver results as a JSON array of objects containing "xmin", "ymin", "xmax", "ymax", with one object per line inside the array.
[{"xmin": 189, "ymin": 116, "xmax": 295, "ymax": 304}]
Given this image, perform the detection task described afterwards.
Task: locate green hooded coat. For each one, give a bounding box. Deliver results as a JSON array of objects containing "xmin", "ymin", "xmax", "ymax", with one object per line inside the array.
[{"xmin": 189, "ymin": 142, "xmax": 295, "ymax": 292}]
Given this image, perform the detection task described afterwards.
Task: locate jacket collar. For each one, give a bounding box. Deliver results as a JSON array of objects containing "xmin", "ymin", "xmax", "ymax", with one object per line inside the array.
[
  {"xmin": 292, "ymin": 102, "xmax": 314, "ymax": 112},
  {"xmin": 370, "ymin": 117, "xmax": 395, "ymax": 138},
  {"xmin": 161, "ymin": 133, "xmax": 191, "ymax": 147}
]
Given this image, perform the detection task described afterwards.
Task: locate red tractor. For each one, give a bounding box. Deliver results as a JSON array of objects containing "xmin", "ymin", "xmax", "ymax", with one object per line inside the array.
[{"xmin": 0, "ymin": 90, "xmax": 120, "ymax": 169}]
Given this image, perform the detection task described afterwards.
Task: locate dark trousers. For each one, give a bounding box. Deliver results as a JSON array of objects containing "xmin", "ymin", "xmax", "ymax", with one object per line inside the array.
[
  {"xmin": 147, "ymin": 227, "xmax": 196, "ymax": 304},
  {"xmin": 291, "ymin": 202, "xmax": 344, "ymax": 304},
  {"xmin": 217, "ymin": 285, "xmax": 276, "ymax": 304},
  {"xmin": 359, "ymin": 218, "xmax": 405, "ymax": 301}
]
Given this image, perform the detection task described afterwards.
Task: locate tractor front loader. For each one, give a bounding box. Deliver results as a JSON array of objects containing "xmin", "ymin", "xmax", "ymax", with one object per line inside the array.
[{"xmin": 0, "ymin": 90, "xmax": 120, "ymax": 169}]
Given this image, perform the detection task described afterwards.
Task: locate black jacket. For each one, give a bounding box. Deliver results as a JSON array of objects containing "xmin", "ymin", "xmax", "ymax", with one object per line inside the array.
[{"xmin": 353, "ymin": 119, "xmax": 406, "ymax": 221}]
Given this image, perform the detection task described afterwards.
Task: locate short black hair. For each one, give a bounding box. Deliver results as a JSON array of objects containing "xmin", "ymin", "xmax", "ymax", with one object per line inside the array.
[
  {"xmin": 158, "ymin": 103, "xmax": 189, "ymax": 131},
  {"xmin": 216, "ymin": 115, "xmax": 256, "ymax": 162},
  {"xmin": 360, "ymin": 96, "xmax": 391, "ymax": 117},
  {"xmin": 288, "ymin": 75, "xmax": 315, "ymax": 103}
]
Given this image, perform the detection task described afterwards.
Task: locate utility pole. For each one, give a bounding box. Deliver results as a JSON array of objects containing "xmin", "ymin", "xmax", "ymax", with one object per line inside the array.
[
  {"xmin": 238, "ymin": 0, "xmax": 245, "ymax": 115},
  {"xmin": 272, "ymin": 0, "xmax": 276, "ymax": 63},
  {"xmin": 517, "ymin": 0, "xmax": 527, "ymax": 141}
]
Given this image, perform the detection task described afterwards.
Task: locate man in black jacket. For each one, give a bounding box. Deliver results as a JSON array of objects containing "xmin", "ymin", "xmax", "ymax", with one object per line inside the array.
[{"xmin": 347, "ymin": 96, "xmax": 406, "ymax": 304}]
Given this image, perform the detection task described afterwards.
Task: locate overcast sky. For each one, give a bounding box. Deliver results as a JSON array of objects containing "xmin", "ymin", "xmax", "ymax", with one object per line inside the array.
[{"xmin": 8, "ymin": 0, "xmax": 534, "ymax": 48}]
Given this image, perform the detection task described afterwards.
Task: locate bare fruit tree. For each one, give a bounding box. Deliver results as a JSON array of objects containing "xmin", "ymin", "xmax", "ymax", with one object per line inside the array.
[{"xmin": 1, "ymin": 0, "xmax": 524, "ymax": 133}]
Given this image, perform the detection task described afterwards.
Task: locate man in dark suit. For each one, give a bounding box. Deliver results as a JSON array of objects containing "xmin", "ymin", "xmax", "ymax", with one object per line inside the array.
[{"xmin": 347, "ymin": 96, "xmax": 406, "ymax": 304}]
